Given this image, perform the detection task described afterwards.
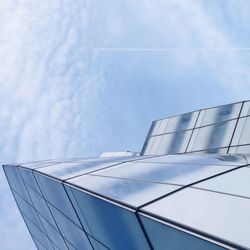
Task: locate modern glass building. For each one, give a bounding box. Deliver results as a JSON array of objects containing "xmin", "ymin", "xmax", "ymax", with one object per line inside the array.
[{"xmin": 3, "ymin": 101, "xmax": 250, "ymax": 250}]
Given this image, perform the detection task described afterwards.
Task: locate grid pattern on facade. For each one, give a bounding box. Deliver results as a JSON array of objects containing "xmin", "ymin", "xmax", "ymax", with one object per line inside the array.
[
  {"xmin": 141, "ymin": 101, "xmax": 250, "ymax": 156},
  {"xmin": 3, "ymin": 153, "xmax": 250, "ymax": 250}
]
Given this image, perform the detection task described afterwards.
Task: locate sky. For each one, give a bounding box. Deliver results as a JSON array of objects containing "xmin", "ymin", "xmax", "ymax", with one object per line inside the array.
[{"xmin": 0, "ymin": 0, "xmax": 250, "ymax": 249}]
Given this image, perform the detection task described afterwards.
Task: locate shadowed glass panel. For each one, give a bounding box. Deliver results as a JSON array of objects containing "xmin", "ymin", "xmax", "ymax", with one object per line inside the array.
[
  {"xmin": 22, "ymin": 215, "xmax": 53, "ymax": 250},
  {"xmin": 35, "ymin": 173, "xmax": 81, "ymax": 228},
  {"xmin": 19, "ymin": 168, "xmax": 42, "ymax": 194},
  {"xmin": 69, "ymin": 186, "xmax": 150, "ymax": 250},
  {"xmin": 48, "ymin": 204, "xmax": 92, "ymax": 250},
  {"xmin": 24, "ymin": 183, "xmax": 57, "ymax": 228},
  {"xmin": 39, "ymin": 215, "xmax": 68, "ymax": 249},
  {"xmin": 142, "ymin": 188, "xmax": 250, "ymax": 249},
  {"xmin": 140, "ymin": 215, "xmax": 224, "ymax": 250},
  {"xmin": 4, "ymin": 166, "xmax": 32, "ymax": 204}
]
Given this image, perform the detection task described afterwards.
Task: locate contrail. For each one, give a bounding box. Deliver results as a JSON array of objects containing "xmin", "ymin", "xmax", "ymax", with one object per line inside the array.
[{"xmin": 93, "ymin": 47, "xmax": 250, "ymax": 52}]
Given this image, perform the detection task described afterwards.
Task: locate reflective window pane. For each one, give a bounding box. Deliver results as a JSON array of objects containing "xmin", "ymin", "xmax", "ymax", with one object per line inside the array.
[
  {"xmin": 48, "ymin": 204, "xmax": 92, "ymax": 250},
  {"xmin": 196, "ymin": 103, "xmax": 241, "ymax": 127},
  {"xmin": 187, "ymin": 120, "xmax": 236, "ymax": 152},
  {"xmin": 142, "ymin": 188, "xmax": 250, "ymax": 249},
  {"xmin": 13, "ymin": 191, "xmax": 44, "ymax": 233},
  {"xmin": 94, "ymin": 161, "xmax": 235, "ymax": 186},
  {"xmin": 3, "ymin": 166, "xmax": 31, "ymax": 204},
  {"xmin": 39, "ymin": 215, "xmax": 68, "ymax": 249},
  {"xmin": 138, "ymin": 153, "xmax": 245, "ymax": 166},
  {"xmin": 151, "ymin": 121, "xmax": 160, "ymax": 135},
  {"xmin": 24, "ymin": 183, "xmax": 57, "ymax": 228},
  {"xmin": 35, "ymin": 173, "xmax": 82, "ymax": 228},
  {"xmin": 23, "ymin": 215, "xmax": 53, "ymax": 249},
  {"xmin": 240, "ymin": 101, "xmax": 250, "ymax": 117},
  {"xmin": 165, "ymin": 111, "xmax": 198, "ymax": 133},
  {"xmin": 149, "ymin": 136, "xmax": 161, "ymax": 155},
  {"xmin": 195, "ymin": 167, "xmax": 250, "ymax": 198},
  {"xmin": 69, "ymin": 174, "xmax": 178, "ymax": 207},
  {"xmin": 19, "ymin": 168, "xmax": 42, "ymax": 194},
  {"xmin": 69, "ymin": 186, "xmax": 150, "ymax": 250},
  {"xmin": 140, "ymin": 215, "xmax": 224, "ymax": 250},
  {"xmin": 156, "ymin": 131, "xmax": 192, "ymax": 155},
  {"xmin": 231, "ymin": 117, "xmax": 250, "ymax": 146}
]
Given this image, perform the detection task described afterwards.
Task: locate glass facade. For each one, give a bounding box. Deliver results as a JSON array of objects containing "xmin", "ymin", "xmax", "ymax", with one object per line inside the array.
[{"xmin": 3, "ymin": 100, "xmax": 250, "ymax": 249}]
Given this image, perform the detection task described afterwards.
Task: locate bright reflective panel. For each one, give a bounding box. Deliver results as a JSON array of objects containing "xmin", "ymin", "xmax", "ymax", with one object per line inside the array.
[
  {"xmin": 140, "ymin": 214, "xmax": 224, "ymax": 250},
  {"xmin": 38, "ymin": 156, "xmax": 146, "ymax": 180},
  {"xmin": 142, "ymin": 188, "xmax": 250, "ymax": 248},
  {"xmin": 138, "ymin": 154, "xmax": 246, "ymax": 166},
  {"xmin": 68, "ymin": 174, "xmax": 178, "ymax": 206},
  {"xmin": 69, "ymin": 186, "xmax": 151, "ymax": 250},
  {"xmin": 195, "ymin": 167, "xmax": 250, "ymax": 198},
  {"xmin": 93, "ymin": 161, "xmax": 235, "ymax": 186}
]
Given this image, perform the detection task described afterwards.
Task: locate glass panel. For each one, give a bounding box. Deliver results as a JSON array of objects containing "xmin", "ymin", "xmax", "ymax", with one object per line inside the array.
[
  {"xmin": 13, "ymin": 191, "xmax": 45, "ymax": 232},
  {"xmin": 35, "ymin": 173, "xmax": 82, "ymax": 228},
  {"xmin": 20, "ymin": 160, "xmax": 60, "ymax": 169},
  {"xmin": 38, "ymin": 161, "xmax": 119, "ymax": 181},
  {"xmin": 64, "ymin": 185, "xmax": 92, "ymax": 234},
  {"xmin": 165, "ymin": 111, "xmax": 198, "ymax": 133},
  {"xmin": 94, "ymin": 161, "xmax": 235, "ymax": 186},
  {"xmin": 140, "ymin": 215, "xmax": 224, "ymax": 250},
  {"xmin": 234, "ymin": 145, "xmax": 250, "ymax": 154},
  {"xmin": 187, "ymin": 120, "xmax": 236, "ymax": 152},
  {"xmin": 142, "ymin": 188, "xmax": 250, "ymax": 249},
  {"xmin": 23, "ymin": 215, "xmax": 53, "ymax": 249},
  {"xmin": 19, "ymin": 168, "xmax": 42, "ymax": 194},
  {"xmin": 39, "ymin": 215, "xmax": 68, "ymax": 249},
  {"xmin": 151, "ymin": 121, "xmax": 160, "ymax": 135},
  {"xmin": 138, "ymin": 154, "xmax": 245, "ymax": 166},
  {"xmin": 195, "ymin": 167, "xmax": 250, "ymax": 198},
  {"xmin": 69, "ymin": 174, "xmax": 178, "ymax": 207},
  {"xmin": 143, "ymin": 137, "xmax": 154, "ymax": 155},
  {"xmin": 48, "ymin": 204, "xmax": 92, "ymax": 250},
  {"xmin": 156, "ymin": 131, "xmax": 192, "ymax": 155},
  {"xmin": 149, "ymin": 136, "xmax": 161, "ymax": 155},
  {"xmin": 69, "ymin": 186, "xmax": 151, "ymax": 250},
  {"xmin": 240, "ymin": 101, "xmax": 250, "ymax": 117},
  {"xmin": 32, "ymin": 236, "xmax": 48, "ymax": 250},
  {"xmin": 89, "ymin": 237, "xmax": 110, "ymax": 250},
  {"xmin": 24, "ymin": 183, "xmax": 57, "ymax": 228},
  {"xmin": 38, "ymin": 156, "xmax": 147, "ymax": 180},
  {"xmin": 157, "ymin": 119, "xmax": 169, "ymax": 134},
  {"xmin": 197, "ymin": 103, "xmax": 241, "ymax": 127},
  {"xmin": 232, "ymin": 117, "xmax": 250, "ymax": 146},
  {"xmin": 231, "ymin": 118, "xmax": 245, "ymax": 146},
  {"xmin": 3, "ymin": 166, "xmax": 32, "ymax": 204}
]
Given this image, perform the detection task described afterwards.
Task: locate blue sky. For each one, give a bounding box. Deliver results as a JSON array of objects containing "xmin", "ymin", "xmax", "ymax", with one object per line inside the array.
[{"xmin": 1, "ymin": 0, "xmax": 250, "ymax": 249}]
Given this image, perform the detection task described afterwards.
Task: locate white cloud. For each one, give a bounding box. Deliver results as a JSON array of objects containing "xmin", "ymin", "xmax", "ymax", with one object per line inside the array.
[{"xmin": 1, "ymin": 1, "xmax": 250, "ymax": 249}]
